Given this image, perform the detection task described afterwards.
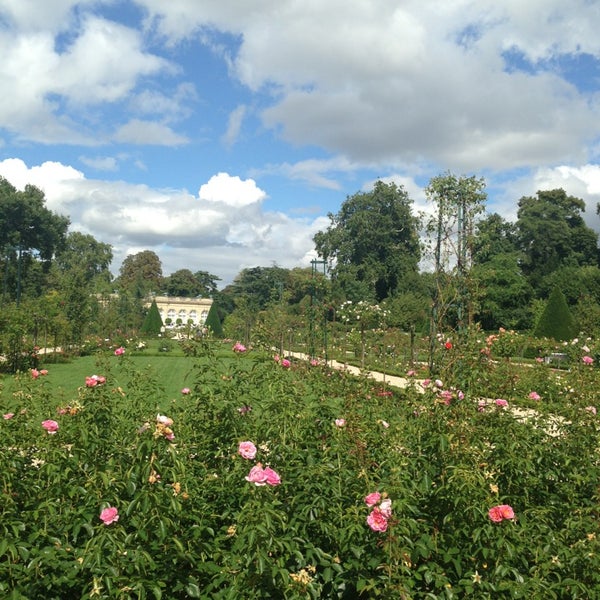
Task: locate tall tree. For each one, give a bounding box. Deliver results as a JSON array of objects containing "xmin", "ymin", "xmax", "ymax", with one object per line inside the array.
[
  {"xmin": 516, "ymin": 189, "xmax": 598, "ymax": 291},
  {"xmin": 0, "ymin": 178, "xmax": 69, "ymax": 302},
  {"xmin": 118, "ymin": 250, "xmax": 163, "ymax": 296},
  {"xmin": 313, "ymin": 180, "xmax": 421, "ymax": 302},
  {"xmin": 54, "ymin": 232, "xmax": 113, "ymax": 289},
  {"xmin": 194, "ymin": 270, "xmax": 221, "ymax": 297},
  {"xmin": 164, "ymin": 269, "xmax": 202, "ymax": 297}
]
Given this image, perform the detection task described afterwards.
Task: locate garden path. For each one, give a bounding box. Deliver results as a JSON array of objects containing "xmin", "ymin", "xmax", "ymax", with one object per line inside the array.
[{"xmin": 285, "ymin": 351, "xmax": 567, "ymax": 436}]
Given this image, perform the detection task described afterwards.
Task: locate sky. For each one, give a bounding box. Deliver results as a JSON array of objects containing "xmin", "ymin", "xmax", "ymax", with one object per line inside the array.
[{"xmin": 1, "ymin": 0, "xmax": 600, "ymax": 287}]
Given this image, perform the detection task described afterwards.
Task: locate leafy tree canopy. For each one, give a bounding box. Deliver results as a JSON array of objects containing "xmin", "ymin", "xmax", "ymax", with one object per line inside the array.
[
  {"xmin": 118, "ymin": 250, "xmax": 163, "ymax": 296},
  {"xmin": 314, "ymin": 180, "xmax": 421, "ymax": 302},
  {"xmin": 516, "ymin": 188, "xmax": 599, "ymax": 290}
]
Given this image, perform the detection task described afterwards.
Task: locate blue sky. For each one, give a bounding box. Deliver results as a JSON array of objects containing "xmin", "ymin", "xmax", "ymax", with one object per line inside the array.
[{"xmin": 1, "ymin": 0, "xmax": 600, "ymax": 285}]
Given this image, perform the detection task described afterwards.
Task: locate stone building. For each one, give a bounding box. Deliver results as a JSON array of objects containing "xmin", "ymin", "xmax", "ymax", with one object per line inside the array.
[{"xmin": 148, "ymin": 296, "xmax": 213, "ymax": 327}]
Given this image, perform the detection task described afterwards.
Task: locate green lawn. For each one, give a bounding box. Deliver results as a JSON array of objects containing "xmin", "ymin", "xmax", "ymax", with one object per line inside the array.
[{"xmin": 0, "ymin": 353, "xmax": 199, "ymax": 409}]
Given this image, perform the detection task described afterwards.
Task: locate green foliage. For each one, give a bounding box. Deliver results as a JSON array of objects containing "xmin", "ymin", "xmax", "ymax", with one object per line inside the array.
[
  {"xmin": 314, "ymin": 180, "xmax": 421, "ymax": 302},
  {"xmin": 140, "ymin": 299, "xmax": 164, "ymax": 335},
  {"xmin": 204, "ymin": 302, "xmax": 223, "ymax": 337},
  {"xmin": 516, "ymin": 188, "xmax": 599, "ymax": 291},
  {"xmin": 1, "ymin": 341, "xmax": 600, "ymax": 597},
  {"xmin": 533, "ymin": 287, "xmax": 577, "ymax": 341}
]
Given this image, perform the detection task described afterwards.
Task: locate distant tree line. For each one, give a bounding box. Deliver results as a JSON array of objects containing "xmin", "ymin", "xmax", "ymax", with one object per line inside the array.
[{"xmin": 2, "ymin": 172, "xmax": 600, "ymax": 368}]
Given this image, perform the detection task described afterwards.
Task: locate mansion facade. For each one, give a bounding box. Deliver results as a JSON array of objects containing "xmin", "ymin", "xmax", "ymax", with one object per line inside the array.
[{"xmin": 148, "ymin": 296, "xmax": 213, "ymax": 327}]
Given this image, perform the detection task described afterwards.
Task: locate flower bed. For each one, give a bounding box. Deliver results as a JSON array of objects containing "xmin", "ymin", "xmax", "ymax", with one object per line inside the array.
[{"xmin": 0, "ymin": 342, "xmax": 599, "ymax": 598}]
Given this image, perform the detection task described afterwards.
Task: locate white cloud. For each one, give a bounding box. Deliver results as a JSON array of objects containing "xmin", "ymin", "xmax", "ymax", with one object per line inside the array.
[
  {"xmin": 221, "ymin": 104, "xmax": 246, "ymax": 148},
  {"xmin": 113, "ymin": 119, "xmax": 189, "ymax": 145},
  {"xmin": 0, "ymin": 159, "xmax": 324, "ymax": 284},
  {"xmin": 79, "ymin": 155, "xmax": 119, "ymax": 171},
  {"xmin": 199, "ymin": 172, "xmax": 266, "ymax": 207}
]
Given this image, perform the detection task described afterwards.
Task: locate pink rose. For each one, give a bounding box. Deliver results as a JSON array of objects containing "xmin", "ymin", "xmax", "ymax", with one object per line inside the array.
[
  {"xmin": 488, "ymin": 504, "xmax": 515, "ymax": 523},
  {"xmin": 310, "ymin": 359, "xmax": 319, "ymax": 366},
  {"xmin": 585, "ymin": 405, "xmax": 597, "ymax": 415},
  {"xmin": 273, "ymin": 354, "xmax": 280, "ymax": 363},
  {"xmin": 334, "ymin": 418, "xmax": 346, "ymax": 428},
  {"xmin": 156, "ymin": 414, "xmax": 173, "ymax": 426},
  {"xmin": 421, "ymin": 378, "xmax": 431, "ymax": 387},
  {"xmin": 582, "ymin": 355, "xmax": 594, "ymax": 365},
  {"xmin": 406, "ymin": 370, "xmax": 416, "ymax": 377},
  {"xmin": 364, "ymin": 492, "xmax": 381, "ymax": 507},
  {"xmin": 39, "ymin": 369, "xmax": 48, "ymax": 376},
  {"xmin": 281, "ymin": 358, "xmax": 291, "ymax": 368},
  {"xmin": 31, "ymin": 369, "xmax": 40, "ymax": 379},
  {"xmin": 233, "ymin": 342, "xmax": 247, "ymax": 353},
  {"xmin": 42, "ymin": 419, "xmax": 59, "ymax": 434},
  {"xmin": 85, "ymin": 374, "xmax": 106, "ymax": 387},
  {"xmin": 99, "ymin": 506, "xmax": 119, "ymax": 525},
  {"xmin": 528, "ymin": 391, "xmax": 541, "ymax": 401},
  {"xmin": 114, "ymin": 347, "xmax": 125, "ymax": 356},
  {"xmin": 3, "ymin": 413, "xmax": 14, "ymax": 420},
  {"xmin": 238, "ymin": 441, "xmax": 257, "ymax": 460},
  {"xmin": 495, "ymin": 398, "xmax": 508, "ymax": 408},
  {"xmin": 379, "ymin": 498, "xmax": 392, "ymax": 519},
  {"xmin": 181, "ymin": 387, "xmax": 191, "ymax": 395},
  {"xmin": 245, "ymin": 464, "xmax": 267, "ymax": 486},
  {"xmin": 263, "ymin": 466, "xmax": 281, "ymax": 486},
  {"xmin": 366, "ymin": 507, "xmax": 388, "ymax": 532}
]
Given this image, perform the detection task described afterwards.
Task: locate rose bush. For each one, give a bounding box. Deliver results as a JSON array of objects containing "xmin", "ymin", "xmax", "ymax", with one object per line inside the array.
[{"xmin": 0, "ymin": 337, "xmax": 598, "ymax": 597}]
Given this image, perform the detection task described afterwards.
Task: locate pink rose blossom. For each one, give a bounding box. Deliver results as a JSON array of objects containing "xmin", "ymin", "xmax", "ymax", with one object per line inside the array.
[
  {"xmin": 85, "ymin": 374, "xmax": 106, "ymax": 387},
  {"xmin": 232, "ymin": 342, "xmax": 247, "ymax": 353},
  {"xmin": 273, "ymin": 354, "xmax": 280, "ymax": 363},
  {"xmin": 434, "ymin": 379, "xmax": 443, "ymax": 388},
  {"xmin": 3, "ymin": 413, "xmax": 14, "ymax": 420},
  {"xmin": 495, "ymin": 398, "xmax": 509, "ymax": 408},
  {"xmin": 245, "ymin": 463, "xmax": 267, "ymax": 486},
  {"xmin": 366, "ymin": 507, "xmax": 388, "ymax": 532},
  {"xmin": 440, "ymin": 390, "xmax": 453, "ymax": 405},
  {"xmin": 40, "ymin": 369, "xmax": 48, "ymax": 376},
  {"xmin": 379, "ymin": 498, "xmax": 392, "ymax": 519},
  {"xmin": 245, "ymin": 463, "xmax": 281, "ymax": 486},
  {"xmin": 488, "ymin": 504, "xmax": 515, "ymax": 523},
  {"xmin": 181, "ymin": 387, "xmax": 191, "ymax": 395},
  {"xmin": 406, "ymin": 370, "xmax": 416, "ymax": 377},
  {"xmin": 99, "ymin": 506, "xmax": 119, "ymax": 525},
  {"xmin": 31, "ymin": 369, "xmax": 40, "ymax": 379},
  {"xmin": 585, "ymin": 405, "xmax": 597, "ymax": 415},
  {"xmin": 528, "ymin": 391, "xmax": 541, "ymax": 401},
  {"xmin": 421, "ymin": 378, "xmax": 431, "ymax": 387},
  {"xmin": 281, "ymin": 358, "xmax": 291, "ymax": 368},
  {"xmin": 41, "ymin": 419, "xmax": 59, "ymax": 434},
  {"xmin": 114, "ymin": 346, "xmax": 125, "ymax": 356},
  {"xmin": 238, "ymin": 441, "xmax": 257, "ymax": 460},
  {"xmin": 582, "ymin": 355, "xmax": 594, "ymax": 365},
  {"xmin": 310, "ymin": 358, "xmax": 319, "ymax": 366},
  {"xmin": 477, "ymin": 400, "xmax": 486, "ymax": 412},
  {"xmin": 334, "ymin": 418, "xmax": 346, "ymax": 428},
  {"xmin": 263, "ymin": 466, "xmax": 281, "ymax": 486},
  {"xmin": 364, "ymin": 492, "xmax": 382, "ymax": 507}
]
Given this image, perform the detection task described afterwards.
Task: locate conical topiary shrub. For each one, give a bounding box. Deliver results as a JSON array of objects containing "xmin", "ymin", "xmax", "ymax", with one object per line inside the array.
[
  {"xmin": 140, "ymin": 299, "xmax": 164, "ymax": 335},
  {"xmin": 204, "ymin": 302, "xmax": 223, "ymax": 337},
  {"xmin": 533, "ymin": 286, "xmax": 577, "ymax": 341}
]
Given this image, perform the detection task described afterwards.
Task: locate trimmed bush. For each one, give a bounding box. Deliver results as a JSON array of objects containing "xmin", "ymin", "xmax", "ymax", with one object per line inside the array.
[{"xmin": 533, "ymin": 286, "xmax": 577, "ymax": 341}]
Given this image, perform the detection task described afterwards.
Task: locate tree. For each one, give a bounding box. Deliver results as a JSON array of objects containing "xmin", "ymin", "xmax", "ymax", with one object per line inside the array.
[
  {"xmin": 140, "ymin": 299, "xmax": 163, "ymax": 335},
  {"xmin": 314, "ymin": 180, "xmax": 421, "ymax": 302},
  {"xmin": 54, "ymin": 232, "xmax": 113, "ymax": 289},
  {"xmin": 118, "ymin": 250, "xmax": 163, "ymax": 296},
  {"xmin": 532, "ymin": 287, "xmax": 577, "ymax": 341},
  {"xmin": 471, "ymin": 253, "xmax": 533, "ymax": 330},
  {"xmin": 204, "ymin": 302, "xmax": 223, "ymax": 337},
  {"xmin": 0, "ymin": 177, "xmax": 70, "ymax": 302},
  {"xmin": 194, "ymin": 270, "xmax": 221, "ymax": 297},
  {"xmin": 472, "ymin": 213, "xmax": 519, "ymax": 265},
  {"xmin": 164, "ymin": 269, "xmax": 202, "ymax": 297},
  {"xmin": 516, "ymin": 189, "xmax": 598, "ymax": 291}
]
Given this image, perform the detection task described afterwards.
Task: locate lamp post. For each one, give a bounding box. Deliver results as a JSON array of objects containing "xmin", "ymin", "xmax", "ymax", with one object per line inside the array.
[{"xmin": 310, "ymin": 259, "xmax": 328, "ymax": 361}]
